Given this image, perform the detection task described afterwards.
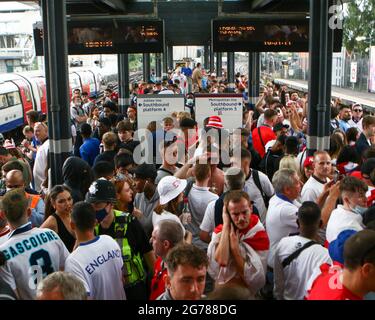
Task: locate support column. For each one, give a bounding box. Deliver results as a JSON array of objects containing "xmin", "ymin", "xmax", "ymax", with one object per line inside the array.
[
  {"xmin": 326, "ymin": 1, "xmax": 334, "ymax": 115},
  {"xmin": 155, "ymin": 53, "xmax": 162, "ymax": 81},
  {"xmin": 248, "ymin": 52, "xmax": 260, "ymax": 110},
  {"xmin": 118, "ymin": 53, "xmax": 130, "ymax": 115},
  {"xmin": 209, "ymin": 42, "xmax": 215, "ymax": 74},
  {"xmin": 167, "ymin": 45, "xmax": 173, "ymax": 71},
  {"xmin": 162, "ymin": 46, "xmax": 168, "ymax": 78},
  {"xmin": 216, "ymin": 52, "xmax": 222, "ymax": 77},
  {"xmin": 41, "ymin": 0, "xmax": 71, "ymax": 187},
  {"xmin": 227, "ymin": 52, "xmax": 235, "ymax": 92},
  {"xmin": 143, "ymin": 53, "xmax": 150, "ymax": 82},
  {"xmin": 307, "ymin": 0, "xmax": 332, "ymax": 155},
  {"xmin": 204, "ymin": 45, "xmax": 209, "ymax": 70}
]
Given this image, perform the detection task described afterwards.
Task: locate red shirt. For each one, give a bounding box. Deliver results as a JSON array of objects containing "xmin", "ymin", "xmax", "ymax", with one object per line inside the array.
[
  {"xmin": 306, "ymin": 263, "xmax": 362, "ymax": 300},
  {"xmin": 252, "ymin": 125, "xmax": 276, "ymax": 158},
  {"xmin": 149, "ymin": 256, "xmax": 168, "ymax": 300},
  {"xmin": 110, "ymin": 92, "xmax": 118, "ymax": 101},
  {"xmin": 349, "ymin": 170, "xmax": 362, "ymax": 180}
]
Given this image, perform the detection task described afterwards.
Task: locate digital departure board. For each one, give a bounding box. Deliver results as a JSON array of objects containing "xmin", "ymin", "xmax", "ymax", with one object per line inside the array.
[
  {"xmin": 212, "ymin": 19, "xmax": 343, "ymax": 52},
  {"xmin": 33, "ymin": 19, "xmax": 164, "ymax": 55}
]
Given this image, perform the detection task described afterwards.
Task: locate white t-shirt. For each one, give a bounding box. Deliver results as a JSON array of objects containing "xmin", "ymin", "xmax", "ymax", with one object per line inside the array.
[
  {"xmin": 265, "ymin": 195, "xmax": 301, "ymax": 268},
  {"xmin": 152, "ymin": 210, "xmax": 185, "ymax": 234},
  {"xmin": 326, "ymin": 205, "xmax": 364, "ymax": 244},
  {"xmin": 188, "ymin": 185, "xmax": 219, "ymax": 250},
  {"xmin": 264, "ymin": 139, "xmax": 276, "ymax": 152},
  {"xmin": 273, "ymin": 235, "xmax": 332, "ymax": 300},
  {"xmin": 257, "ymin": 114, "xmax": 265, "ymax": 127},
  {"xmin": 244, "ymin": 170, "xmax": 275, "ymax": 224},
  {"xmin": 158, "ymin": 90, "xmax": 175, "ymax": 95},
  {"xmin": 0, "ymin": 226, "xmax": 11, "ymax": 246},
  {"xmin": 199, "ymin": 200, "xmax": 216, "ymax": 235},
  {"xmin": 301, "ymin": 176, "xmax": 326, "ymax": 203},
  {"xmin": 65, "ymin": 235, "xmax": 125, "ymax": 300},
  {"xmin": 33, "ymin": 139, "xmax": 49, "ymax": 192},
  {"xmin": 172, "ymin": 74, "xmax": 187, "ymax": 92},
  {"xmin": 296, "ymin": 150, "xmax": 307, "ymax": 176},
  {"xmin": 0, "ymin": 223, "xmax": 69, "ymax": 300}
]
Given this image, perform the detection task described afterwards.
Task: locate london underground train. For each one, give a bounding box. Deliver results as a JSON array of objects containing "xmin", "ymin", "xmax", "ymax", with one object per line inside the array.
[{"xmin": 0, "ymin": 67, "xmax": 103, "ymax": 134}]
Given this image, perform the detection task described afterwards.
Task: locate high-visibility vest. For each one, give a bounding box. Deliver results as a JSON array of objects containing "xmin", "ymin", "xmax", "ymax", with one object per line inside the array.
[
  {"xmin": 26, "ymin": 193, "xmax": 41, "ymax": 209},
  {"xmin": 94, "ymin": 210, "xmax": 146, "ymax": 287}
]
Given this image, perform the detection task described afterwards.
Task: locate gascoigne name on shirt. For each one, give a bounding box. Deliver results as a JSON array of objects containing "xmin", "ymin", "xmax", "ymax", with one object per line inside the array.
[{"xmin": 1, "ymin": 231, "xmax": 59, "ymax": 260}]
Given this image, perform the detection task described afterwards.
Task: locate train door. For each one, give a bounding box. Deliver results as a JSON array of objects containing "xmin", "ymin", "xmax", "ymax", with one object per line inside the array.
[
  {"xmin": 11, "ymin": 78, "xmax": 34, "ymax": 121},
  {"xmin": 85, "ymin": 70, "xmax": 99, "ymax": 98},
  {"xmin": 86, "ymin": 72, "xmax": 96, "ymax": 98},
  {"xmin": 92, "ymin": 70, "xmax": 102, "ymax": 97},
  {"xmin": 0, "ymin": 82, "xmax": 24, "ymax": 133},
  {"xmin": 73, "ymin": 71, "xmax": 90, "ymax": 97},
  {"xmin": 32, "ymin": 77, "xmax": 47, "ymax": 114}
]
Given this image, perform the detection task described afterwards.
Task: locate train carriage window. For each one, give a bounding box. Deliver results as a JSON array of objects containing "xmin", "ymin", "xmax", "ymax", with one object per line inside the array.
[
  {"xmin": 0, "ymin": 94, "xmax": 8, "ymax": 109},
  {"xmin": 24, "ymin": 87, "xmax": 31, "ymax": 102},
  {"xmin": 7, "ymin": 91, "xmax": 21, "ymax": 106}
]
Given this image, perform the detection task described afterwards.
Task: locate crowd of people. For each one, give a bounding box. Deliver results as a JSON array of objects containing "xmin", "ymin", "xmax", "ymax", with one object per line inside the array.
[{"xmin": 0, "ymin": 64, "xmax": 375, "ymax": 301}]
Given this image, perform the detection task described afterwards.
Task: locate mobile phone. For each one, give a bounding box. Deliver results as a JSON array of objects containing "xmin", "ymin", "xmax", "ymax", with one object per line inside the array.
[{"xmin": 226, "ymin": 208, "xmax": 238, "ymax": 230}]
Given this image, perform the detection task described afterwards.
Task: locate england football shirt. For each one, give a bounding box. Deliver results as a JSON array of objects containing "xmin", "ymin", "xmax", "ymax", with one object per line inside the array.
[
  {"xmin": 65, "ymin": 235, "xmax": 126, "ymax": 300},
  {"xmin": 0, "ymin": 222, "xmax": 69, "ymax": 300}
]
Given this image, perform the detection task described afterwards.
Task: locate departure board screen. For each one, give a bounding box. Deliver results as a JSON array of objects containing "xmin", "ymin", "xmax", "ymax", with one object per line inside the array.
[
  {"xmin": 33, "ymin": 19, "xmax": 164, "ymax": 55},
  {"xmin": 212, "ymin": 19, "xmax": 342, "ymax": 52}
]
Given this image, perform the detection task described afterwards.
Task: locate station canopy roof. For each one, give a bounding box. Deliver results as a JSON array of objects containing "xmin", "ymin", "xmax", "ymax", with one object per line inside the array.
[{"xmin": 36, "ymin": 0, "xmax": 337, "ymax": 46}]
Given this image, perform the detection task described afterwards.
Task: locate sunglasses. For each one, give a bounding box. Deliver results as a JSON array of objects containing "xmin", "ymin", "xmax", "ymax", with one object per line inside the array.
[{"xmin": 353, "ymin": 109, "xmax": 363, "ymax": 112}]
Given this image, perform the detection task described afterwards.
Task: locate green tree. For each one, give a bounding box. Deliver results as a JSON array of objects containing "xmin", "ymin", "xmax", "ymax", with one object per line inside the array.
[
  {"xmin": 343, "ymin": 0, "xmax": 375, "ymax": 56},
  {"xmin": 129, "ymin": 54, "xmax": 142, "ymax": 72}
]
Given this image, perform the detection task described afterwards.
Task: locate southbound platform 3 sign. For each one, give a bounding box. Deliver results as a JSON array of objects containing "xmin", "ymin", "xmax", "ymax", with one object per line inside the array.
[
  {"xmin": 195, "ymin": 94, "xmax": 243, "ymax": 129},
  {"xmin": 212, "ymin": 18, "xmax": 342, "ymax": 52},
  {"xmin": 137, "ymin": 94, "xmax": 185, "ymax": 129}
]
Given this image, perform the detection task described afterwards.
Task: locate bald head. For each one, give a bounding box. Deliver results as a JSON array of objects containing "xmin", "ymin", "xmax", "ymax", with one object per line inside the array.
[
  {"xmin": 6, "ymin": 169, "xmax": 25, "ymax": 190},
  {"xmin": 34, "ymin": 122, "xmax": 48, "ymax": 141}
]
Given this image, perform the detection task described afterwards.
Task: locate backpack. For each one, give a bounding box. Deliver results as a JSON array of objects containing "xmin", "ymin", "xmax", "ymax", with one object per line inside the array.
[
  {"xmin": 259, "ymin": 149, "xmax": 283, "ymax": 181},
  {"xmin": 252, "ymin": 169, "xmax": 271, "ymax": 209}
]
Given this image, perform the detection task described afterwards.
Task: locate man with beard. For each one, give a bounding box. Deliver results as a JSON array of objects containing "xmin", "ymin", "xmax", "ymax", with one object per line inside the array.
[{"xmin": 338, "ymin": 105, "xmax": 353, "ymax": 133}]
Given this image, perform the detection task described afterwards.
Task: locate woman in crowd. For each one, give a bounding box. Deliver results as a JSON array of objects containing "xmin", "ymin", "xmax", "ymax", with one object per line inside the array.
[
  {"xmin": 62, "ymin": 156, "xmax": 94, "ymax": 203},
  {"xmin": 153, "ymin": 176, "xmax": 188, "ymax": 240},
  {"xmin": 41, "ymin": 185, "xmax": 76, "ymax": 252},
  {"xmin": 279, "ymin": 155, "xmax": 300, "ymax": 176},
  {"xmin": 329, "ymin": 130, "xmax": 346, "ymax": 165},
  {"xmin": 114, "ymin": 176, "xmax": 135, "ymax": 214},
  {"xmin": 87, "ymin": 105, "xmax": 100, "ymax": 131},
  {"xmin": 346, "ymin": 127, "xmax": 360, "ymax": 146}
]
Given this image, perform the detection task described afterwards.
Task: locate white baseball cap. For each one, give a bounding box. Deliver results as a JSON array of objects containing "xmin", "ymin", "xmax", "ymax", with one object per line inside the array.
[{"xmin": 157, "ymin": 176, "xmax": 187, "ymax": 205}]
